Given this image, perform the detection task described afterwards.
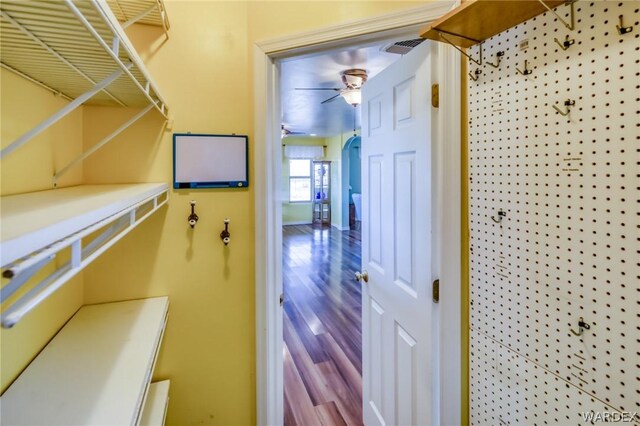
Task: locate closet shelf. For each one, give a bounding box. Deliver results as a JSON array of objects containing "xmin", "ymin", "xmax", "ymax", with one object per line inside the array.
[
  {"xmin": 140, "ymin": 380, "xmax": 171, "ymax": 426},
  {"xmin": 0, "ymin": 183, "xmax": 169, "ymax": 328},
  {"xmin": 0, "ymin": 297, "xmax": 169, "ymax": 425},
  {"xmin": 420, "ymin": 0, "xmax": 568, "ymax": 48},
  {"xmin": 107, "ymin": 0, "xmax": 170, "ymax": 31}
]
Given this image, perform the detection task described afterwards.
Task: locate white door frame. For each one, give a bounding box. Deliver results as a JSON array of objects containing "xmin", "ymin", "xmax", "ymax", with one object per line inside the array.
[{"xmin": 253, "ymin": 3, "xmax": 461, "ymax": 424}]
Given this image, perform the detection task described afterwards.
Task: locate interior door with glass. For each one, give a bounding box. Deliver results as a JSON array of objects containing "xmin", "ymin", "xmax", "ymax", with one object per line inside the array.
[{"xmin": 312, "ymin": 161, "xmax": 330, "ymax": 225}]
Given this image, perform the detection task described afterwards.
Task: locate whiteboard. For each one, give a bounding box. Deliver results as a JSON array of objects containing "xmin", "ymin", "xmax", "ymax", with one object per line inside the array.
[{"xmin": 173, "ymin": 133, "xmax": 248, "ymax": 188}]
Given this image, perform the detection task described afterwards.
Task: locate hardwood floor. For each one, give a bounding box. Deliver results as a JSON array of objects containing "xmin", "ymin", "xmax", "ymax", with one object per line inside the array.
[{"xmin": 283, "ymin": 224, "xmax": 362, "ymax": 426}]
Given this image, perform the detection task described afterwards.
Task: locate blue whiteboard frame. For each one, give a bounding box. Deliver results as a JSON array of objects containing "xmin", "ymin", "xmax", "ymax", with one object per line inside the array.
[{"xmin": 173, "ymin": 133, "xmax": 249, "ymax": 189}]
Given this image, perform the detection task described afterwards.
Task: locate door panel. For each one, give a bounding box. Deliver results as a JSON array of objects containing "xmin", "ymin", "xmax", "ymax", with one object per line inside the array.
[{"xmin": 361, "ymin": 40, "xmax": 436, "ymax": 426}]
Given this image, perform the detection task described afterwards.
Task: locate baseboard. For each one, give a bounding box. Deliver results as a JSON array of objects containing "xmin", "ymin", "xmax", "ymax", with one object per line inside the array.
[
  {"xmin": 332, "ymin": 223, "xmax": 350, "ymax": 231},
  {"xmin": 283, "ymin": 220, "xmax": 312, "ymax": 226}
]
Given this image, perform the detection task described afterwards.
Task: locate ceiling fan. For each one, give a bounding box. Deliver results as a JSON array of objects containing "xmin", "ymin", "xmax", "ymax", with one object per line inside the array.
[{"xmin": 295, "ymin": 68, "xmax": 368, "ymax": 107}]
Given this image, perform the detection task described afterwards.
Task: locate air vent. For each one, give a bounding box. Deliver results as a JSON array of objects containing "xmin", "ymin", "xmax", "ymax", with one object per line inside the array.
[{"xmin": 382, "ymin": 38, "xmax": 426, "ymax": 55}]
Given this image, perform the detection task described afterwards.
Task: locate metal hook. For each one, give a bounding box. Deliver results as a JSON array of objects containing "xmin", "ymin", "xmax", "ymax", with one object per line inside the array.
[
  {"xmin": 486, "ymin": 51, "xmax": 505, "ymax": 68},
  {"xmin": 554, "ymin": 34, "xmax": 575, "ymax": 50},
  {"xmin": 220, "ymin": 218, "xmax": 230, "ymax": 245},
  {"xmin": 570, "ymin": 317, "xmax": 591, "ymax": 336},
  {"xmin": 516, "ymin": 60, "xmax": 533, "ymax": 76},
  {"xmin": 188, "ymin": 200, "xmax": 198, "ymax": 228},
  {"xmin": 436, "ymin": 31, "xmax": 483, "ymax": 66},
  {"xmin": 491, "ymin": 209, "xmax": 506, "ymax": 223},
  {"xmin": 552, "ymin": 99, "xmax": 575, "ymax": 117},
  {"xmin": 616, "ymin": 15, "xmax": 633, "ymax": 35},
  {"xmin": 538, "ymin": 0, "xmax": 575, "ymax": 31},
  {"xmin": 469, "ymin": 69, "xmax": 481, "ymax": 82}
]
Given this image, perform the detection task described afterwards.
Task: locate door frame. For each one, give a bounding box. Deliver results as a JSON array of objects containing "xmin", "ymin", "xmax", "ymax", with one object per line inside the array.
[{"xmin": 252, "ymin": 3, "xmax": 461, "ymax": 424}]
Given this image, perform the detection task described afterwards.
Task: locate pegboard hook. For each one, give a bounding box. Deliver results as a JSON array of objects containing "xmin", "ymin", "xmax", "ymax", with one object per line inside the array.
[
  {"xmin": 491, "ymin": 209, "xmax": 506, "ymax": 224},
  {"xmin": 436, "ymin": 31, "xmax": 483, "ymax": 66},
  {"xmin": 486, "ymin": 51, "xmax": 505, "ymax": 68},
  {"xmin": 516, "ymin": 60, "xmax": 533, "ymax": 76},
  {"xmin": 616, "ymin": 15, "xmax": 633, "ymax": 35},
  {"xmin": 538, "ymin": 0, "xmax": 575, "ymax": 31},
  {"xmin": 552, "ymin": 99, "xmax": 575, "ymax": 117},
  {"xmin": 570, "ymin": 317, "xmax": 591, "ymax": 336},
  {"xmin": 469, "ymin": 69, "xmax": 481, "ymax": 82},
  {"xmin": 554, "ymin": 34, "xmax": 575, "ymax": 51}
]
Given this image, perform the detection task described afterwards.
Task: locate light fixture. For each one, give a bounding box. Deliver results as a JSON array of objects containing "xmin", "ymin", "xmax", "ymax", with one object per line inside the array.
[{"xmin": 341, "ymin": 88, "xmax": 361, "ymax": 107}]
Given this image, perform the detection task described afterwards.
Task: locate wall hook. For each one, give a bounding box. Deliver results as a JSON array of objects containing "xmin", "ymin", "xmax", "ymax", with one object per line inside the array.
[
  {"xmin": 516, "ymin": 60, "xmax": 533, "ymax": 76},
  {"xmin": 220, "ymin": 218, "xmax": 231, "ymax": 245},
  {"xmin": 491, "ymin": 209, "xmax": 507, "ymax": 223},
  {"xmin": 469, "ymin": 68, "xmax": 481, "ymax": 82},
  {"xmin": 570, "ymin": 317, "xmax": 591, "ymax": 336},
  {"xmin": 486, "ymin": 51, "xmax": 505, "ymax": 68},
  {"xmin": 188, "ymin": 200, "xmax": 199, "ymax": 228},
  {"xmin": 554, "ymin": 34, "xmax": 575, "ymax": 50},
  {"xmin": 616, "ymin": 14, "xmax": 633, "ymax": 35},
  {"xmin": 552, "ymin": 99, "xmax": 575, "ymax": 116}
]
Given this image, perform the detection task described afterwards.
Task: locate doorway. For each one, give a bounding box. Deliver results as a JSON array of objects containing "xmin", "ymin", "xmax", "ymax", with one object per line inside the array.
[{"xmin": 253, "ymin": 3, "xmax": 462, "ymax": 424}]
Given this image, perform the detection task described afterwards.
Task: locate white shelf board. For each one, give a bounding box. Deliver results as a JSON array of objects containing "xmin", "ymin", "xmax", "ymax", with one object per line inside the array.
[
  {"xmin": 140, "ymin": 380, "xmax": 170, "ymax": 426},
  {"xmin": 1, "ymin": 183, "xmax": 168, "ymax": 267},
  {"xmin": 0, "ymin": 297, "xmax": 169, "ymax": 425},
  {"xmin": 0, "ymin": 0, "xmax": 168, "ymax": 110}
]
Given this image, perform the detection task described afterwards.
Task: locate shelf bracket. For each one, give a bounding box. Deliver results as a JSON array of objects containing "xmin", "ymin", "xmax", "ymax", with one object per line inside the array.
[
  {"xmin": 435, "ymin": 30, "xmax": 483, "ymax": 66},
  {"xmin": 122, "ymin": 4, "xmax": 157, "ymax": 29},
  {"xmin": 0, "ymin": 10, "xmax": 126, "ymax": 107},
  {"xmin": 52, "ymin": 102, "xmax": 157, "ymax": 186},
  {"xmin": 0, "ymin": 66, "xmax": 130, "ymax": 160},
  {"xmin": 538, "ymin": 0, "xmax": 575, "ymax": 31}
]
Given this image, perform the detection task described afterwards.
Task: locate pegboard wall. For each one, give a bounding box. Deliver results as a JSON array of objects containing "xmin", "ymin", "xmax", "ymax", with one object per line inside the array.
[{"xmin": 467, "ymin": 1, "xmax": 639, "ymax": 424}]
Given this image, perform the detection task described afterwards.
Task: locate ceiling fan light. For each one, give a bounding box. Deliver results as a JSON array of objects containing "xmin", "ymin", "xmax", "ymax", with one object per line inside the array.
[{"xmin": 341, "ymin": 88, "xmax": 361, "ymax": 106}]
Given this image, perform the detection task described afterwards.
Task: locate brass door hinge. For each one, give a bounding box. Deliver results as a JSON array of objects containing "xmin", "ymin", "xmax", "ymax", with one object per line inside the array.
[
  {"xmin": 431, "ymin": 83, "xmax": 439, "ymax": 108},
  {"xmin": 432, "ymin": 279, "xmax": 440, "ymax": 303}
]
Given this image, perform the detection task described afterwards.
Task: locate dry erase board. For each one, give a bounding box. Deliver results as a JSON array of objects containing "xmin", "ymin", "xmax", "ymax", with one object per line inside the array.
[{"xmin": 173, "ymin": 133, "xmax": 248, "ymax": 189}]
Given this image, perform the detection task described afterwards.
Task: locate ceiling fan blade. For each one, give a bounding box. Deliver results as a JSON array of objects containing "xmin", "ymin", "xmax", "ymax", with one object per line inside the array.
[
  {"xmin": 295, "ymin": 87, "xmax": 342, "ymax": 91},
  {"xmin": 321, "ymin": 93, "xmax": 341, "ymax": 104}
]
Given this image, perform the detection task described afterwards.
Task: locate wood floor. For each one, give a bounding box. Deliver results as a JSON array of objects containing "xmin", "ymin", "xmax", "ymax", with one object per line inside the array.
[{"xmin": 283, "ymin": 224, "xmax": 363, "ymax": 426}]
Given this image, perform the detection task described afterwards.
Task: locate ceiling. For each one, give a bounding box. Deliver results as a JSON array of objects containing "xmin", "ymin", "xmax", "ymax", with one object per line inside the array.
[{"xmin": 280, "ymin": 35, "xmax": 419, "ymax": 138}]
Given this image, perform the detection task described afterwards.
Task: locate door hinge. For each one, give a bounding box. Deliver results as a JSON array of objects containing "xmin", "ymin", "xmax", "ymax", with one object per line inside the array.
[
  {"xmin": 432, "ymin": 279, "xmax": 440, "ymax": 303},
  {"xmin": 431, "ymin": 83, "xmax": 439, "ymax": 108},
  {"xmin": 279, "ymin": 293, "xmax": 284, "ymax": 306}
]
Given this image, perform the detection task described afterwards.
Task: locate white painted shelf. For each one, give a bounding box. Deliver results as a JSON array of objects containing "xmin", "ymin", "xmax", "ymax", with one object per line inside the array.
[
  {"xmin": 0, "ymin": 297, "xmax": 169, "ymax": 425},
  {"xmin": 0, "ymin": 183, "xmax": 168, "ymax": 328},
  {"xmin": 140, "ymin": 380, "xmax": 171, "ymax": 426}
]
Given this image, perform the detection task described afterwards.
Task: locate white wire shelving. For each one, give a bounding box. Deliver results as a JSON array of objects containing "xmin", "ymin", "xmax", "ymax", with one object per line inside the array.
[
  {"xmin": 0, "ymin": 0, "xmax": 170, "ymax": 183},
  {"xmin": 0, "ymin": 183, "xmax": 169, "ymax": 328}
]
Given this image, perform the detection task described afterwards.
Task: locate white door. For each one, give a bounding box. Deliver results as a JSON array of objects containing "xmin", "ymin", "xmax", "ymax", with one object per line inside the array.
[{"xmin": 360, "ymin": 40, "xmax": 437, "ymax": 426}]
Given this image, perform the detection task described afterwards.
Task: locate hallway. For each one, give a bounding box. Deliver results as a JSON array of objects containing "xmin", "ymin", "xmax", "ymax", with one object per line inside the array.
[{"xmin": 283, "ymin": 225, "xmax": 362, "ymax": 426}]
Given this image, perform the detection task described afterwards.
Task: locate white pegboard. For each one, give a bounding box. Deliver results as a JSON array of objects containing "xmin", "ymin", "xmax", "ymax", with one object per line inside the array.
[{"xmin": 468, "ymin": 1, "xmax": 639, "ymax": 423}]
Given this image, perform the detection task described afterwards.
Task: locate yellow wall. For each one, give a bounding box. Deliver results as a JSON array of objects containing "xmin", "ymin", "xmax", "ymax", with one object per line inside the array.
[
  {"xmin": 1, "ymin": 1, "xmax": 427, "ymax": 424},
  {"xmin": 0, "ymin": 69, "xmax": 85, "ymax": 392}
]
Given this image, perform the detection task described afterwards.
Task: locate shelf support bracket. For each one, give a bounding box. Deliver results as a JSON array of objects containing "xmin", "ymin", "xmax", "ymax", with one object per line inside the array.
[
  {"xmin": 538, "ymin": 0, "xmax": 575, "ymax": 31},
  {"xmin": 121, "ymin": 4, "xmax": 156, "ymax": 29},
  {"xmin": 435, "ymin": 30, "xmax": 483, "ymax": 66},
  {"xmin": 52, "ymin": 101, "xmax": 157, "ymax": 186},
  {"xmin": 0, "ymin": 66, "xmax": 130, "ymax": 160}
]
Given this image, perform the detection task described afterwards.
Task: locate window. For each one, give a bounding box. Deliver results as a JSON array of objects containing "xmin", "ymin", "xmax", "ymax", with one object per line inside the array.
[{"xmin": 289, "ymin": 159, "xmax": 311, "ymax": 202}]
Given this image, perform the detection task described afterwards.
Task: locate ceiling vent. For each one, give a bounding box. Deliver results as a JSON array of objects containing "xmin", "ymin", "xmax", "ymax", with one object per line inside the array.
[{"xmin": 382, "ymin": 38, "xmax": 426, "ymax": 55}]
